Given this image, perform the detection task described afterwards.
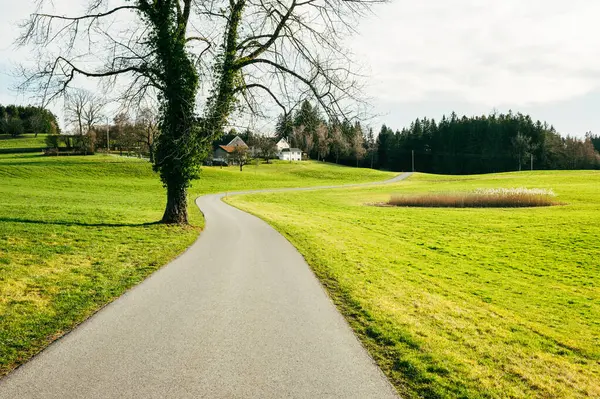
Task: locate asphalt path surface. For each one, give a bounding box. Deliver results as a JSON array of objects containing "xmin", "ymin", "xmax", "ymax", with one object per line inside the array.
[{"xmin": 0, "ymin": 172, "xmax": 411, "ymax": 398}]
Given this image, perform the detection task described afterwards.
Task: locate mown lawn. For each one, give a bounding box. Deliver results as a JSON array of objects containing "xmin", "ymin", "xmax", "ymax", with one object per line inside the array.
[
  {"xmin": 0, "ymin": 134, "xmax": 47, "ymax": 150},
  {"xmin": 227, "ymin": 171, "xmax": 600, "ymax": 398},
  {"xmin": 0, "ymin": 153, "xmax": 394, "ymax": 376}
]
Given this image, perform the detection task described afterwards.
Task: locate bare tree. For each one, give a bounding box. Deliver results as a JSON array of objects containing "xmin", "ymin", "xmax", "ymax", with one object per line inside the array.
[
  {"xmin": 18, "ymin": 0, "xmax": 383, "ymax": 223},
  {"xmin": 292, "ymin": 125, "xmax": 314, "ymax": 157},
  {"xmin": 255, "ymin": 135, "xmax": 278, "ymax": 164},
  {"xmin": 315, "ymin": 123, "xmax": 330, "ymax": 161},
  {"xmin": 29, "ymin": 113, "xmax": 46, "ymax": 137},
  {"xmin": 231, "ymin": 145, "xmax": 250, "ymax": 171},
  {"xmin": 330, "ymin": 124, "xmax": 349, "ymax": 164},
  {"xmin": 351, "ymin": 123, "xmax": 366, "ymax": 167},
  {"xmin": 65, "ymin": 89, "xmax": 104, "ymax": 153},
  {"xmin": 135, "ymin": 108, "xmax": 159, "ymax": 162}
]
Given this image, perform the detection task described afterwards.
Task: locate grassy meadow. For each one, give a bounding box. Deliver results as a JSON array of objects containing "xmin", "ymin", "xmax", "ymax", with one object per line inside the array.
[
  {"xmin": 0, "ymin": 152, "xmax": 394, "ymax": 376},
  {"xmin": 227, "ymin": 171, "xmax": 600, "ymax": 398},
  {"xmin": 0, "ymin": 134, "xmax": 48, "ymax": 151}
]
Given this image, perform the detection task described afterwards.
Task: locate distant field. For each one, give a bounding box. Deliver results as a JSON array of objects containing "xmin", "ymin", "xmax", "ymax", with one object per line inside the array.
[
  {"xmin": 227, "ymin": 171, "xmax": 600, "ymax": 398},
  {"xmin": 0, "ymin": 134, "xmax": 47, "ymax": 151},
  {"xmin": 0, "ymin": 153, "xmax": 394, "ymax": 376}
]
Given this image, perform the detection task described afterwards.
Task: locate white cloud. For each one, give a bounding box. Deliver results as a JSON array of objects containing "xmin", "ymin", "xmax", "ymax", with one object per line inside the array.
[{"xmin": 353, "ymin": 0, "xmax": 600, "ymax": 106}]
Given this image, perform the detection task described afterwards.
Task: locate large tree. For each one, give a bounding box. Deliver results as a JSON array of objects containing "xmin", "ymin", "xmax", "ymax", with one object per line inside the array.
[{"xmin": 18, "ymin": 0, "xmax": 376, "ymax": 223}]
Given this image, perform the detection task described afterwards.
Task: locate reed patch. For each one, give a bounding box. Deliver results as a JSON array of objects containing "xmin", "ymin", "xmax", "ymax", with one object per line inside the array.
[{"xmin": 386, "ymin": 187, "xmax": 559, "ymax": 208}]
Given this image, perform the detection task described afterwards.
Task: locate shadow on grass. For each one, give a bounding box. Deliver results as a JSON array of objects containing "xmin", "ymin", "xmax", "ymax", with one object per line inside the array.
[{"xmin": 0, "ymin": 217, "xmax": 161, "ymax": 228}]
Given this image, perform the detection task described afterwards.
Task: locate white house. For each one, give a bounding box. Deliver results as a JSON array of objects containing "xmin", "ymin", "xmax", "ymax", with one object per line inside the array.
[
  {"xmin": 276, "ymin": 137, "xmax": 290, "ymax": 152},
  {"xmin": 275, "ymin": 137, "xmax": 302, "ymax": 161},
  {"xmin": 279, "ymin": 147, "xmax": 302, "ymax": 161}
]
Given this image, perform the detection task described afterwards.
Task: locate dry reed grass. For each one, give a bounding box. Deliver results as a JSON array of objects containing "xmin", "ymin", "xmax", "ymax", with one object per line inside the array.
[{"xmin": 388, "ymin": 188, "xmax": 559, "ymax": 208}]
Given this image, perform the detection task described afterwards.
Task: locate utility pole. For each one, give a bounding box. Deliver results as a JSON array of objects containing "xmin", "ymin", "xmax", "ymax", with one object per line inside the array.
[
  {"xmin": 106, "ymin": 117, "xmax": 110, "ymax": 154},
  {"xmin": 412, "ymin": 150, "xmax": 415, "ymax": 172}
]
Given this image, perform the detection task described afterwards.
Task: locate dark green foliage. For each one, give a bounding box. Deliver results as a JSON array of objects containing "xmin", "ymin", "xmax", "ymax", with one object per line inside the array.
[
  {"xmin": 376, "ymin": 112, "xmax": 600, "ymax": 174},
  {"xmin": 275, "ymin": 113, "xmax": 294, "ymax": 142},
  {"xmin": 45, "ymin": 134, "xmax": 60, "ymax": 149},
  {"xmin": 134, "ymin": 0, "xmax": 204, "ymax": 224},
  {"xmin": 0, "ymin": 105, "xmax": 59, "ymax": 135},
  {"xmin": 293, "ymin": 100, "xmax": 321, "ymax": 133},
  {"xmin": 2, "ymin": 118, "xmax": 25, "ymax": 137}
]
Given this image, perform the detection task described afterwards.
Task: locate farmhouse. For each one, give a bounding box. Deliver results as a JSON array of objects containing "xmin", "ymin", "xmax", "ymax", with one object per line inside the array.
[
  {"xmin": 276, "ymin": 137, "xmax": 290, "ymax": 152},
  {"xmin": 280, "ymin": 147, "xmax": 302, "ymax": 161},
  {"xmin": 275, "ymin": 137, "xmax": 302, "ymax": 161},
  {"xmin": 213, "ymin": 136, "xmax": 248, "ymax": 165}
]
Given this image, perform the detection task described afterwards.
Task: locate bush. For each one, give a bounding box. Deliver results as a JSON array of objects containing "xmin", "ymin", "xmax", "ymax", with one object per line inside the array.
[
  {"xmin": 2, "ymin": 118, "xmax": 25, "ymax": 137},
  {"xmin": 45, "ymin": 134, "xmax": 60, "ymax": 149},
  {"xmin": 388, "ymin": 188, "xmax": 559, "ymax": 208}
]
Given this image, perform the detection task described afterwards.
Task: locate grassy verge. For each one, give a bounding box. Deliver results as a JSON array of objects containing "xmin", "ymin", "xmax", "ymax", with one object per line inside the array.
[
  {"xmin": 0, "ymin": 153, "xmax": 394, "ymax": 376},
  {"xmin": 226, "ymin": 171, "xmax": 600, "ymax": 398}
]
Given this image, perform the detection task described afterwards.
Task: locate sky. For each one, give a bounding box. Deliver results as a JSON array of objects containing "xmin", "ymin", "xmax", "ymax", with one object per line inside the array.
[{"xmin": 1, "ymin": 0, "xmax": 599, "ymax": 137}]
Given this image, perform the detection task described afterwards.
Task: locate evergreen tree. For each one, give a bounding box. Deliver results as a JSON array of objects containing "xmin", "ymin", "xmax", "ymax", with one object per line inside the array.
[{"xmin": 375, "ymin": 112, "xmax": 600, "ymax": 174}]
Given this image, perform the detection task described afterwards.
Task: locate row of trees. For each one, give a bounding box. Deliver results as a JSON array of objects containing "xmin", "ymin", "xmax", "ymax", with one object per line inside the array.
[
  {"xmin": 273, "ymin": 104, "xmax": 600, "ymax": 174},
  {"xmin": 44, "ymin": 89, "xmax": 159, "ymax": 158},
  {"xmin": 0, "ymin": 105, "xmax": 59, "ymax": 136},
  {"xmin": 375, "ymin": 112, "xmax": 600, "ymax": 174},
  {"xmin": 274, "ymin": 101, "xmax": 374, "ymax": 166}
]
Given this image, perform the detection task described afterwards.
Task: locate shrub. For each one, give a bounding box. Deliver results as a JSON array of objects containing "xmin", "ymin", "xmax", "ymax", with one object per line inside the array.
[
  {"xmin": 388, "ymin": 188, "xmax": 559, "ymax": 208},
  {"xmin": 2, "ymin": 118, "xmax": 25, "ymax": 137},
  {"xmin": 45, "ymin": 134, "xmax": 60, "ymax": 149}
]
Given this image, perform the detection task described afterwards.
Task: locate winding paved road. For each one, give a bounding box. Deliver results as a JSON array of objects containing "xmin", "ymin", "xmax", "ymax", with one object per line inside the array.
[{"xmin": 0, "ymin": 173, "xmax": 411, "ymax": 399}]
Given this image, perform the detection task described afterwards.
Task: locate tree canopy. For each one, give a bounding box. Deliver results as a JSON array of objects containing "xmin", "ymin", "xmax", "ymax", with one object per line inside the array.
[
  {"xmin": 376, "ymin": 112, "xmax": 600, "ymax": 173},
  {"xmin": 0, "ymin": 105, "xmax": 59, "ymax": 136}
]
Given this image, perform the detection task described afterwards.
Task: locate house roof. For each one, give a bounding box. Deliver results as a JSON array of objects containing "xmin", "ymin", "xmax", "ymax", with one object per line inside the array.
[
  {"xmin": 226, "ymin": 136, "xmax": 248, "ymax": 148},
  {"xmin": 218, "ymin": 145, "xmax": 236, "ymax": 153}
]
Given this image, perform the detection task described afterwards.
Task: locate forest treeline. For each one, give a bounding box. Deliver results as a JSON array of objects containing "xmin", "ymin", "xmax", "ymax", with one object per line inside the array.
[
  {"xmin": 0, "ymin": 105, "xmax": 60, "ymax": 136},
  {"xmin": 275, "ymin": 101, "xmax": 600, "ymax": 173}
]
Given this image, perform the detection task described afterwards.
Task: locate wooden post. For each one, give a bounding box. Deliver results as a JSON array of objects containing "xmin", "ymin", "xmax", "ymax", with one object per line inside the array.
[{"xmin": 412, "ymin": 150, "xmax": 415, "ymax": 172}]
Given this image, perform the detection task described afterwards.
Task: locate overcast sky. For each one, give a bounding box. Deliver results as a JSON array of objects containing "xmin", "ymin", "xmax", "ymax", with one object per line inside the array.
[{"xmin": 1, "ymin": 0, "xmax": 599, "ymax": 137}]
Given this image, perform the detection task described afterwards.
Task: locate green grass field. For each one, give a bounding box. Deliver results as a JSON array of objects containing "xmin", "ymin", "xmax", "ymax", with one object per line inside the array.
[
  {"xmin": 227, "ymin": 171, "xmax": 600, "ymax": 398},
  {"xmin": 0, "ymin": 152, "xmax": 394, "ymax": 376},
  {"xmin": 0, "ymin": 134, "xmax": 47, "ymax": 150}
]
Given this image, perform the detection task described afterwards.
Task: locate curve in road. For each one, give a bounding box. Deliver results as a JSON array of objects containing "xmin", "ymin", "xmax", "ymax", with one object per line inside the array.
[{"xmin": 0, "ymin": 172, "xmax": 412, "ymax": 399}]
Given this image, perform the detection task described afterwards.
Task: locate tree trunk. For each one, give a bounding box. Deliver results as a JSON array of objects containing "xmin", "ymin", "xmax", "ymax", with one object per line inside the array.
[
  {"xmin": 239, "ymin": 162, "xmax": 243, "ymax": 171},
  {"xmin": 162, "ymin": 181, "xmax": 188, "ymax": 224},
  {"xmin": 148, "ymin": 144, "xmax": 154, "ymax": 163}
]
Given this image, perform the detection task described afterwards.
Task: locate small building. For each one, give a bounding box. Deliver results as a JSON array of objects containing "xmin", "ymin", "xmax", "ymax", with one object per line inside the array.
[
  {"xmin": 279, "ymin": 147, "xmax": 302, "ymax": 161},
  {"xmin": 212, "ymin": 136, "xmax": 248, "ymax": 165},
  {"xmin": 213, "ymin": 145, "xmax": 235, "ymax": 164}
]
